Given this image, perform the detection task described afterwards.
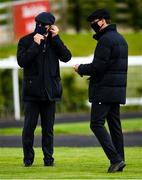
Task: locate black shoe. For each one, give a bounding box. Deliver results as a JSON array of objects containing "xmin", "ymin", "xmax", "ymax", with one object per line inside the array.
[
  {"xmin": 24, "ymin": 160, "xmax": 32, "ymax": 167},
  {"xmin": 107, "ymin": 161, "xmax": 126, "ymax": 173},
  {"xmin": 117, "ymin": 167, "xmax": 124, "ymax": 172},
  {"xmin": 44, "ymin": 159, "xmax": 54, "ymax": 166}
]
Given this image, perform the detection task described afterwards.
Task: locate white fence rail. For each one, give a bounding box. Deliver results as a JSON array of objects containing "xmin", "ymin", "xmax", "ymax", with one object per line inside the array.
[
  {"xmin": 0, "ymin": 55, "xmax": 142, "ymax": 120},
  {"xmin": 1, "ymin": 55, "xmax": 142, "ymax": 68}
]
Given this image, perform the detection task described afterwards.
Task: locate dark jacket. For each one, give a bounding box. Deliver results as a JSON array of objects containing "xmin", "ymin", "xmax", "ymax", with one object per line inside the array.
[
  {"xmin": 17, "ymin": 33, "xmax": 72, "ymax": 101},
  {"xmin": 78, "ymin": 24, "xmax": 128, "ymax": 104}
]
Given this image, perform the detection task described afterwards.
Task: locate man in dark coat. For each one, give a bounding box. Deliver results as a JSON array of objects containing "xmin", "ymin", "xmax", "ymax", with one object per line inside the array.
[
  {"xmin": 17, "ymin": 12, "xmax": 72, "ymax": 167},
  {"xmin": 73, "ymin": 9, "xmax": 128, "ymax": 173}
]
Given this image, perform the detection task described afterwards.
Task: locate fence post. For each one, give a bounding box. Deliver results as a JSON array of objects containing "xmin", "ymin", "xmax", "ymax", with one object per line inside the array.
[{"xmin": 12, "ymin": 68, "xmax": 20, "ymax": 120}]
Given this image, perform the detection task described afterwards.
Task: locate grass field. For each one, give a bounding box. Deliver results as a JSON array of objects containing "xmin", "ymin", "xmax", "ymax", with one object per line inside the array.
[
  {"xmin": 62, "ymin": 32, "xmax": 142, "ymax": 56},
  {"xmin": 0, "ymin": 32, "xmax": 142, "ymax": 58},
  {"xmin": 0, "ymin": 118, "xmax": 141, "ymax": 136},
  {"xmin": 0, "ymin": 147, "xmax": 141, "ymax": 179}
]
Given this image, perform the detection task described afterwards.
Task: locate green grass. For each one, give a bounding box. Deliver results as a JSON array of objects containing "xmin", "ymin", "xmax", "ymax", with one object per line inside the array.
[
  {"xmin": 124, "ymin": 33, "xmax": 142, "ymax": 55},
  {"xmin": 1, "ymin": 32, "xmax": 142, "ymax": 58},
  {"xmin": 62, "ymin": 32, "xmax": 142, "ymax": 56},
  {"xmin": 60, "ymin": 33, "xmax": 96, "ymax": 57},
  {"xmin": 0, "ymin": 118, "xmax": 141, "ymax": 136},
  {"xmin": 0, "ymin": 147, "xmax": 141, "ymax": 179},
  {"xmin": 0, "ymin": 43, "xmax": 17, "ymax": 59}
]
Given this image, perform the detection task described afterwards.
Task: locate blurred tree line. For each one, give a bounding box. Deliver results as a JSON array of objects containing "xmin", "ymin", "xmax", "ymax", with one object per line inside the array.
[
  {"xmin": 1, "ymin": 0, "xmax": 142, "ymax": 30},
  {"xmin": 68, "ymin": 0, "xmax": 142, "ymax": 32}
]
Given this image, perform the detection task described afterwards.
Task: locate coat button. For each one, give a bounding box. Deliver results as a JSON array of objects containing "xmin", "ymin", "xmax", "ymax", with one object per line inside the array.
[{"xmin": 29, "ymin": 80, "xmax": 32, "ymax": 84}]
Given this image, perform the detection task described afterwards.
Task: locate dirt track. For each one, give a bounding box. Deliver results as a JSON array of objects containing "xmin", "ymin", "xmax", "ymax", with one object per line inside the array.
[
  {"xmin": 0, "ymin": 132, "xmax": 142, "ymax": 147},
  {"xmin": 0, "ymin": 113, "xmax": 142, "ymax": 147}
]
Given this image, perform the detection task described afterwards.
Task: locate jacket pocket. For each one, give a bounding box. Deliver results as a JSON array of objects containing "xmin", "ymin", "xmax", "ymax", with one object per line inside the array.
[
  {"xmin": 50, "ymin": 76, "xmax": 62, "ymax": 99},
  {"xmin": 23, "ymin": 76, "xmax": 41, "ymax": 97}
]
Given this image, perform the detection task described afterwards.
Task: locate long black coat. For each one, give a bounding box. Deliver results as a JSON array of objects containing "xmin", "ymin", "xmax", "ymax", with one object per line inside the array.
[
  {"xmin": 78, "ymin": 24, "xmax": 128, "ymax": 104},
  {"xmin": 17, "ymin": 33, "xmax": 72, "ymax": 101}
]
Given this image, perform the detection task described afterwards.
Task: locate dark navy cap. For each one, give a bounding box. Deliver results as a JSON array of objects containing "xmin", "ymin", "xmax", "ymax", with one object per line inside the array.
[
  {"xmin": 87, "ymin": 9, "xmax": 111, "ymax": 22},
  {"xmin": 35, "ymin": 12, "xmax": 55, "ymax": 25}
]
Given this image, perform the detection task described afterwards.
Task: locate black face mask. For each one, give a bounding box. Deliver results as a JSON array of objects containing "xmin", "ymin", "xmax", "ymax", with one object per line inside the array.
[
  {"xmin": 35, "ymin": 23, "xmax": 47, "ymax": 35},
  {"xmin": 91, "ymin": 20, "xmax": 102, "ymax": 33}
]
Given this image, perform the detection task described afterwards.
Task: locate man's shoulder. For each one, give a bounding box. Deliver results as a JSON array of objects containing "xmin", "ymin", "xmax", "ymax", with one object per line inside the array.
[
  {"xmin": 102, "ymin": 29, "xmax": 118, "ymax": 39},
  {"xmin": 98, "ymin": 32, "xmax": 112, "ymax": 46},
  {"xmin": 106, "ymin": 30, "xmax": 127, "ymax": 45},
  {"xmin": 19, "ymin": 32, "xmax": 34, "ymax": 43},
  {"xmin": 100, "ymin": 30, "xmax": 126, "ymax": 45}
]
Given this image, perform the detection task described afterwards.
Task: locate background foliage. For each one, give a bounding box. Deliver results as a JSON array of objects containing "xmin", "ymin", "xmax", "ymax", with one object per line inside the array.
[{"xmin": 68, "ymin": 0, "xmax": 142, "ymax": 31}]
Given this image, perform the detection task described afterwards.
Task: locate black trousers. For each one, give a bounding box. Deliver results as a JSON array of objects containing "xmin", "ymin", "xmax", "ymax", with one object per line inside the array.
[
  {"xmin": 22, "ymin": 100, "xmax": 55, "ymax": 164},
  {"xmin": 90, "ymin": 102, "xmax": 124, "ymax": 164}
]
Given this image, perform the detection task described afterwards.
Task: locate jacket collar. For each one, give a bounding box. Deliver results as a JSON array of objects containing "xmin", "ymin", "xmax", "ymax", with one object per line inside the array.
[{"xmin": 93, "ymin": 24, "xmax": 117, "ymax": 40}]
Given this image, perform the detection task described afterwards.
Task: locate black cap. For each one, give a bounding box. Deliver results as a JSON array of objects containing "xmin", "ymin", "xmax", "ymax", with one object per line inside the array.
[
  {"xmin": 87, "ymin": 9, "xmax": 110, "ymax": 22},
  {"xmin": 35, "ymin": 12, "xmax": 55, "ymax": 25}
]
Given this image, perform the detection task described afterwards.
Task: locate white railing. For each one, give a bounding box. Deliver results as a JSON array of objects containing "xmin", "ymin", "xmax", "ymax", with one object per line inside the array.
[{"xmin": 0, "ymin": 55, "xmax": 142, "ymax": 120}]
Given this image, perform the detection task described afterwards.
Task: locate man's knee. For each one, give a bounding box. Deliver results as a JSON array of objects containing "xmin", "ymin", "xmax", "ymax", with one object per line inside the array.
[{"xmin": 90, "ymin": 121, "xmax": 104, "ymax": 134}]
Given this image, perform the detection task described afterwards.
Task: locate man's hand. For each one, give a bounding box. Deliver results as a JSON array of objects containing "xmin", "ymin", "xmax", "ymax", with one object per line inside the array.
[
  {"xmin": 49, "ymin": 25, "xmax": 59, "ymax": 37},
  {"xmin": 34, "ymin": 33, "xmax": 44, "ymax": 45},
  {"xmin": 73, "ymin": 64, "xmax": 80, "ymax": 72}
]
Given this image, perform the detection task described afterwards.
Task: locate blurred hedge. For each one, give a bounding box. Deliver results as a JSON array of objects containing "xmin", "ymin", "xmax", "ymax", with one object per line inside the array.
[
  {"xmin": 56, "ymin": 73, "xmax": 89, "ymax": 113},
  {"xmin": 0, "ymin": 65, "xmax": 142, "ymax": 119}
]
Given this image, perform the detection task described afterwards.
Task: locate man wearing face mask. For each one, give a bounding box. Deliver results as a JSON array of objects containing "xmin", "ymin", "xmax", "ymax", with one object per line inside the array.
[
  {"xmin": 73, "ymin": 9, "xmax": 128, "ymax": 173},
  {"xmin": 17, "ymin": 12, "xmax": 72, "ymax": 167}
]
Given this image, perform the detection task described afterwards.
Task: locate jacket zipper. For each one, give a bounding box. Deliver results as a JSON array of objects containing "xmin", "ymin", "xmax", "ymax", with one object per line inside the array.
[{"xmin": 42, "ymin": 41, "xmax": 52, "ymax": 100}]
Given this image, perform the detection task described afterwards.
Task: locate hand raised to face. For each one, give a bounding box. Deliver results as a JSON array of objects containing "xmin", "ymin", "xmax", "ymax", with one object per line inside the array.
[
  {"xmin": 34, "ymin": 33, "xmax": 44, "ymax": 45},
  {"xmin": 49, "ymin": 25, "xmax": 59, "ymax": 37}
]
